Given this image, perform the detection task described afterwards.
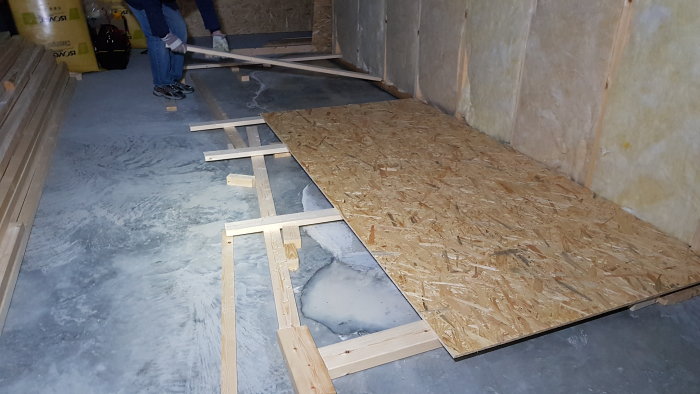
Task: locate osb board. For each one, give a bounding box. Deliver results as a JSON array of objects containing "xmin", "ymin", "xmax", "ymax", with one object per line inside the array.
[
  {"xmin": 311, "ymin": 0, "xmax": 332, "ymax": 52},
  {"xmin": 177, "ymin": 0, "xmax": 313, "ymax": 37},
  {"xmin": 591, "ymin": 0, "xmax": 700, "ymax": 245},
  {"xmin": 463, "ymin": 0, "xmax": 536, "ymax": 142},
  {"xmin": 264, "ymin": 99, "xmax": 700, "ymax": 358},
  {"xmin": 512, "ymin": 0, "xmax": 624, "ymax": 183}
]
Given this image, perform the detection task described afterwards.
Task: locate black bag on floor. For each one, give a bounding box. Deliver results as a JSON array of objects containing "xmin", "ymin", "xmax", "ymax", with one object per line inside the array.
[{"xmin": 94, "ymin": 23, "xmax": 131, "ymax": 70}]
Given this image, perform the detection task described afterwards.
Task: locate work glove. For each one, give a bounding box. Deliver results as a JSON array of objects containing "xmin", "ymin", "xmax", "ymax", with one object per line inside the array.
[
  {"xmin": 162, "ymin": 32, "xmax": 186, "ymax": 54},
  {"xmin": 212, "ymin": 32, "xmax": 229, "ymax": 53}
]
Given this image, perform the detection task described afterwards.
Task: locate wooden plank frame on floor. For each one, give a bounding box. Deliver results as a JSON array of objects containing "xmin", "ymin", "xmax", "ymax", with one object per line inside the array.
[
  {"xmin": 203, "ymin": 119, "xmax": 449, "ymax": 393},
  {"xmin": 187, "ymin": 45, "xmax": 382, "ymax": 82},
  {"xmin": 185, "ymin": 54, "xmax": 342, "ymax": 70}
]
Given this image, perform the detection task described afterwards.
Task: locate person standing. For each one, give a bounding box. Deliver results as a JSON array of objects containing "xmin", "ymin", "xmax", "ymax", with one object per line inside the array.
[{"xmin": 125, "ymin": 0, "xmax": 228, "ymax": 100}]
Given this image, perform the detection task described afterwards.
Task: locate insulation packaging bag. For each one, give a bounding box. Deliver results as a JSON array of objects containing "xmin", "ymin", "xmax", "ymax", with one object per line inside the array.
[
  {"xmin": 9, "ymin": 0, "xmax": 99, "ymax": 72},
  {"xmin": 105, "ymin": 0, "xmax": 147, "ymax": 49}
]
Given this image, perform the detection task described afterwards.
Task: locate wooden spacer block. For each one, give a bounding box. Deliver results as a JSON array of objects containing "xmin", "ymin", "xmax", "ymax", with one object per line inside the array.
[
  {"xmin": 282, "ymin": 225, "xmax": 302, "ymax": 249},
  {"xmin": 274, "ymin": 152, "xmax": 292, "ymax": 159},
  {"xmin": 277, "ymin": 326, "xmax": 336, "ymax": 394},
  {"xmin": 629, "ymin": 299, "xmax": 656, "ymax": 311},
  {"xmin": 240, "ymin": 75, "xmax": 250, "ymax": 82},
  {"xmin": 285, "ymin": 244, "xmax": 299, "ymax": 271},
  {"xmin": 263, "ymin": 63, "xmax": 272, "ymax": 68},
  {"xmin": 166, "ymin": 106, "xmax": 178, "ymax": 112},
  {"xmin": 230, "ymin": 66, "xmax": 240, "ymax": 72},
  {"xmin": 68, "ymin": 72, "xmax": 82, "ymax": 81},
  {"xmin": 227, "ymin": 174, "xmax": 255, "ymax": 188}
]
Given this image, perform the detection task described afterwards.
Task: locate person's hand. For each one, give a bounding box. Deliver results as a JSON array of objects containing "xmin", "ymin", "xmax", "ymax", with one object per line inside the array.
[
  {"xmin": 162, "ymin": 32, "xmax": 186, "ymax": 54},
  {"xmin": 212, "ymin": 31, "xmax": 229, "ymax": 53}
]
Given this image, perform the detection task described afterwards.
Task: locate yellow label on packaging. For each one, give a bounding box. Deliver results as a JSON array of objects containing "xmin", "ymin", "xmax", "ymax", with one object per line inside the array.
[{"xmin": 9, "ymin": 0, "xmax": 99, "ymax": 73}]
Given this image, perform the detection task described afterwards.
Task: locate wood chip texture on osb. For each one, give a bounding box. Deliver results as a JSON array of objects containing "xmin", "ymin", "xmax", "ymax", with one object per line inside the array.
[{"xmin": 263, "ymin": 99, "xmax": 700, "ymax": 358}]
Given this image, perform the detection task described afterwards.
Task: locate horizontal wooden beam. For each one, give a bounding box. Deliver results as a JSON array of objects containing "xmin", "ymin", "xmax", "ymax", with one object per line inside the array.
[
  {"xmin": 190, "ymin": 116, "xmax": 265, "ymax": 132},
  {"xmin": 278, "ymin": 326, "xmax": 336, "ymax": 394},
  {"xmin": 204, "ymin": 144, "xmax": 289, "ymax": 162},
  {"xmin": 187, "ymin": 45, "xmax": 382, "ymax": 82},
  {"xmin": 185, "ymin": 54, "xmax": 343, "ymax": 70},
  {"xmin": 319, "ymin": 320, "xmax": 442, "ymax": 379},
  {"xmin": 225, "ymin": 208, "xmax": 342, "ymax": 237}
]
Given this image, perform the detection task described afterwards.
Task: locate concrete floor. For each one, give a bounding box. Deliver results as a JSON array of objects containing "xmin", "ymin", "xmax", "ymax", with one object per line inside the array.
[{"xmin": 0, "ymin": 35, "xmax": 699, "ymax": 393}]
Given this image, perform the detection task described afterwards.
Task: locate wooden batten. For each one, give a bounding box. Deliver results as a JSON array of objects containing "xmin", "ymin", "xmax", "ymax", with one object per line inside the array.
[
  {"xmin": 187, "ymin": 45, "xmax": 382, "ymax": 82},
  {"xmin": 204, "ymin": 144, "xmax": 289, "ymax": 162},
  {"xmin": 220, "ymin": 233, "xmax": 237, "ymax": 394},
  {"xmin": 190, "ymin": 116, "xmax": 265, "ymax": 132},
  {"xmin": 319, "ymin": 320, "xmax": 442, "ymax": 379},
  {"xmin": 278, "ymin": 326, "xmax": 336, "ymax": 394},
  {"xmin": 224, "ymin": 209, "xmax": 342, "ymax": 237}
]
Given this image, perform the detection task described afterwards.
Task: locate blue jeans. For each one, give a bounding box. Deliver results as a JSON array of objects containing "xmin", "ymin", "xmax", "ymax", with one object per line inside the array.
[{"xmin": 129, "ymin": 5, "xmax": 187, "ymax": 87}]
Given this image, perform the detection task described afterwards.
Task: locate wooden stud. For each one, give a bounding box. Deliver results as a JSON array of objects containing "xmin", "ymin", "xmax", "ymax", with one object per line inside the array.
[
  {"xmin": 278, "ymin": 326, "xmax": 336, "ymax": 394},
  {"xmin": 227, "ymin": 174, "xmax": 255, "ymax": 188},
  {"xmin": 319, "ymin": 320, "xmax": 442, "ymax": 379},
  {"xmin": 274, "ymin": 152, "xmax": 292, "ymax": 159},
  {"xmin": 204, "ymin": 144, "xmax": 289, "ymax": 162},
  {"xmin": 185, "ymin": 54, "xmax": 342, "ymax": 70},
  {"xmin": 282, "ymin": 226, "xmax": 302, "ymax": 249},
  {"xmin": 657, "ymin": 285, "xmax": 700, "ymax": 306},
  {"xmin": 189, "ymin": 116, "xmax": 265, "ymax": 132},
  {"xmin": 246, "ymin": 125, "xmax": 300, "ymax": 328},
  {"xmin": 187, "ymin": 45, "xmax": 382, "ymax": 82},
  {"xmin": 220, "ymin": 232, "xmax": 237, "ymax": 394},
  {"xmin": 225, "ymin": 209, "xmax": 342, "ymax": 237}
]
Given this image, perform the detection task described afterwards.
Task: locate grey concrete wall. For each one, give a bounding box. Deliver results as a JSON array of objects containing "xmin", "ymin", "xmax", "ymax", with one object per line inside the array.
[{"xmin": 333, "ymin": 0, "xmax": 700, "ymax": 246}]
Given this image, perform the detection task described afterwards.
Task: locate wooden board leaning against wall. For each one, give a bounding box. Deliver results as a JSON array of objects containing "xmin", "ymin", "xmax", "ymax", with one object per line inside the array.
[{"xmin": 264, "ymin": 99, "xmax": 700, "ymax": 358}]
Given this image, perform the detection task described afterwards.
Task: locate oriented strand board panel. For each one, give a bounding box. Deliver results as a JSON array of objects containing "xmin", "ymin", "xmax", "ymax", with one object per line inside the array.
[
  {"xmin": 384, "ymin": 0, "xmax": 420, "ymax": 95},
  {"xmin": 177, "ymin": 0, "xmax": 313, "ymax": 37},
  {"xmin": 463, "ymin": 0, "xmax": 536, "ymax": 142},
  {"xmin": 264, "ymin": 99, "xmax": 700, "ymax": 358},
  {"xmin": 512, "ymin": 0, "xmax": 624, "ymax": 183},
  {"xmin": 417, "ymin": 0, "xmax": 469, "ymax": 113},
  {"xmin": 591, "ymin": 0, "xmax": 700, "ymax": 245}
]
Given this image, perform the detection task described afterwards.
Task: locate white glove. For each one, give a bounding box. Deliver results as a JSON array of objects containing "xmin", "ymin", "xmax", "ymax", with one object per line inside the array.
[
  {"xmin": 212, "ymin": 33, "xmax": 229, "ymax": 53},
  {"xmin": 162, "ymin": 32, "xmax": 186, "ymax": 54}
]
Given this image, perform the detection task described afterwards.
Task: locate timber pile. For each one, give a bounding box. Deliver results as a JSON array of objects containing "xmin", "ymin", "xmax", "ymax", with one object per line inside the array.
[{"xmin": 0, "ymin": 35, "xmax": 73, "ymax": 330}]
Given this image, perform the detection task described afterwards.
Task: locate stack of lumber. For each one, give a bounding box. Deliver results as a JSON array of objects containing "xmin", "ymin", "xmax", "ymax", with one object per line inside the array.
[{"xmin": 0, "ymin": 35, "xmax": 73, "ymax": 330}]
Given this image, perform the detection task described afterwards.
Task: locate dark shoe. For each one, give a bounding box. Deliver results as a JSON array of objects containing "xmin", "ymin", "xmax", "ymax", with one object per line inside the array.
[
  {"xmin": 153, "ymin": 85, "xmax": 185, "ymax": 100},
  {"xmin": 171, "ymin": 81, "xmax": 194, "ymax": 94}
]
